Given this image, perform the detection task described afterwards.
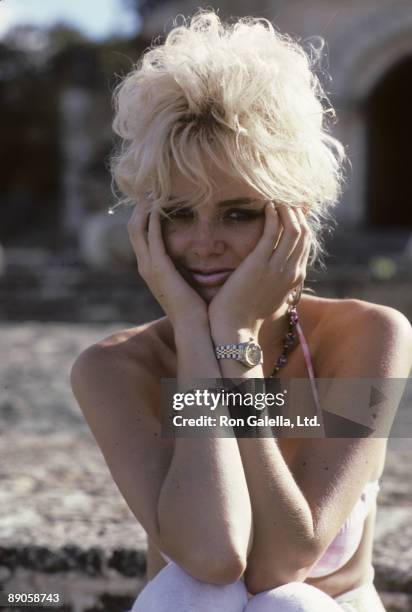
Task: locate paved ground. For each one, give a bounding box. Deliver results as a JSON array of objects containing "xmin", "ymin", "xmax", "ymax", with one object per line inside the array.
[{"xmin": 0, "ymin": 322, "xmax": 411, "ymax": 611}]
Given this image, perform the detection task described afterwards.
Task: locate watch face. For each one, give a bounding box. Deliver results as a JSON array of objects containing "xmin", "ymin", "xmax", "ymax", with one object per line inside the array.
[{"xmin": 245, "ymin": 343, "xmax": 262, "ymax": 366}]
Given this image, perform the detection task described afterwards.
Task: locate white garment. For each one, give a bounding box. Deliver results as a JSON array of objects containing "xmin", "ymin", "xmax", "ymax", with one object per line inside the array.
[{"xmin": 126, "ymin": 561, "xmax": 377, "ymax": 611}]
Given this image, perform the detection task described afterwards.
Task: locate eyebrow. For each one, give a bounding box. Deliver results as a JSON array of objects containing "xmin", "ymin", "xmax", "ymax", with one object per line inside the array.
[{"xmin": 166, "ymin": 197, "xmax": 259, "ymax": 207}]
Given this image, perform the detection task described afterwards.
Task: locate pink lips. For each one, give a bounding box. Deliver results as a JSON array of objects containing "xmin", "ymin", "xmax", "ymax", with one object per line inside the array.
[{"xmin": 189, "ymin": 269, "xmax": 233, "ymax": 287}]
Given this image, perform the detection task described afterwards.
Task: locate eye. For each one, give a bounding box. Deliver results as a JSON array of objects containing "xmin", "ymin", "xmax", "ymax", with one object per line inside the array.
[
  {"xmin": 163, "ymin": 207, "xmax": 194, "ymax": 221},
  {"xmin": 224, "ymin": 208, "xmax": 263, "ymax": 221}
]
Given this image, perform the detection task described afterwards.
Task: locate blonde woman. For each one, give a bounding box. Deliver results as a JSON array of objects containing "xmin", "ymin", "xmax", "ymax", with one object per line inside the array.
[{"xmin": 71, "ymin": 11, "xmax": 412, "ymax": 611}]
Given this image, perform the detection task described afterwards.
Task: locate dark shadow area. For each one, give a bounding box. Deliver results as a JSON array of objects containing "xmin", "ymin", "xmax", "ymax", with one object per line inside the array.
[{"xmin": 365, "ymin": 55, "xmax": 412, "ymax": 228}]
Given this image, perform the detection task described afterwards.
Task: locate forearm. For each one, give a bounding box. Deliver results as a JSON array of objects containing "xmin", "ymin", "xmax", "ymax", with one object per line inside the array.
[
  {"xmin": 238, "ymin": 437, "xmax": 315, "ymax": 584},
  {"xmin": 211, "ymin": 323, "xmax": 315, "ymax": 585},
  {"xmin": 157, "ymin": 321, "xmax": 253, "ymax": 569}
]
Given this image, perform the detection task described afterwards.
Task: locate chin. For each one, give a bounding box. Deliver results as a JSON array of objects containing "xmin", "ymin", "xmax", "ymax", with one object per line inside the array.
[{"xmin": 195, "ymin": 285, "xmax": 221, "ymax": 304}]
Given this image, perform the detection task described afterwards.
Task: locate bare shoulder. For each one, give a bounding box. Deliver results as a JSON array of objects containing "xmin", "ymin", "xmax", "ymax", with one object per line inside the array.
[
  {"xmin": 70, "ymin": 315, "xmax": 177, "ymax": 429},
  {"xmin": 307, "ymin": 295, "xmax": 412, "ymax": 376},
  {"xmin": 316, "ymin": 296, "xmax": 412, "ymax": 343},
  {"xmin": 72, "ymin": 315, "xmax": 174, "ymax": 378},
  {"xmin": 309, "ymin": 294, "xmax": 410, "ymax": 329}
]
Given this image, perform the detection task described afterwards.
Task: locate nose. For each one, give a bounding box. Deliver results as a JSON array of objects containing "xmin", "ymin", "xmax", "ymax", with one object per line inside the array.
[{"xmin": 191, "ymin": 219, "xmax": 225, "ymax": 257}]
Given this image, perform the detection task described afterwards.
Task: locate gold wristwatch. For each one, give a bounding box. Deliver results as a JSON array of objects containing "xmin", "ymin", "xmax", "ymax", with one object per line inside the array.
[{"xmin": 215, "ymin": 337, "xmax": 263, "ymax": 368}]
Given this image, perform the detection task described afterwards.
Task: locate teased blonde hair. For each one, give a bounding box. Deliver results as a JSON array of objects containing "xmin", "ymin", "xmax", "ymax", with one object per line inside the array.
[{"xmin": 110, "ymin": 9, "xmax": 347, "ymax": 265}]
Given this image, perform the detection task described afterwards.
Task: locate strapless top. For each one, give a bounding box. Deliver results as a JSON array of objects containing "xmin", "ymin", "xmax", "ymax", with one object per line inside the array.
[{"xmin": 306, "ymin": 478, "xmax": 380, "ymax": 577}]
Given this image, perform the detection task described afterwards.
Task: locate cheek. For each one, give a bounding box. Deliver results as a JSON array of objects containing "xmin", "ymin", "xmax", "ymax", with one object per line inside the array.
[
  {"xmin": 161, "ymin": 224, "xmax": 188, "ymax": 257},
  {"xmin": 234, "ymin": 219, "xmax": 265, "ymax": 256}
]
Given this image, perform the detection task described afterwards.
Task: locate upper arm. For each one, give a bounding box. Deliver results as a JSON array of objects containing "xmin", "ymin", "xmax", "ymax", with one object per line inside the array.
[
  {"xmin": 70, "ymin": 342, "xmax": 173, "ymax": 551},
  {"xmin": 291, "ymin": 303, "xmax": 412, "ymax": 559}
]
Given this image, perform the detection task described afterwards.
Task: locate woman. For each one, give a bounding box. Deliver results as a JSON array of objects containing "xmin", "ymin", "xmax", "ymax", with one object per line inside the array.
[{"xmin": 70, "ymin": 10, "xmax": 412, "ymax": 611}]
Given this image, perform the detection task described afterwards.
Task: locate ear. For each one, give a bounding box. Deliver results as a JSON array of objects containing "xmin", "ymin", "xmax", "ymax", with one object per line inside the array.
[{"xmin": 301, "ymin": 203, "xmax": 310, "ymax": 216}]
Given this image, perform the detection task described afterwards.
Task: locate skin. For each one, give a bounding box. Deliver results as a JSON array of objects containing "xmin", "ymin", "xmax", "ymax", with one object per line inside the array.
[
  {"xmin": 129, "ymin": 158, "xmax": 309, "ymax": 342},
  {"xmin": 71, "ymin": 157, "xmax": 412, "ymax": 606}
]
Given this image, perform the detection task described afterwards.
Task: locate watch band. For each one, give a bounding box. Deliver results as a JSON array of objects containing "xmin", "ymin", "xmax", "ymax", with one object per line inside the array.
[{"xmin": 215, "ymin": 343, "xmax": 243, "ymax": 360}]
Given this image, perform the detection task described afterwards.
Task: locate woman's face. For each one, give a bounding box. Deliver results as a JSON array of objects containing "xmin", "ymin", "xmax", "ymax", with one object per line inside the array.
[{"xmin": 161, "ymin": 161, "xmax": 268, "ymax": 303}]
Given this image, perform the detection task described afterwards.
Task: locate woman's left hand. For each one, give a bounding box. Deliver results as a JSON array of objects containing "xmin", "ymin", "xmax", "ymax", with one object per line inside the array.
[{"xmin": 208, "ymin": 202, "xmax": 311, "ymax": 337}]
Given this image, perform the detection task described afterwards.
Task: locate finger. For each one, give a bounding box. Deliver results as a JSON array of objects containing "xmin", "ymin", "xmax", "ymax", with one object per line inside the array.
[
  {"xmin": 295, "ymin": 205, "xmax": 311, "ymax": 235},
  {"xmin": 253, "ymin": 201, "xmax": 281, "ymax": 260},
  {"xmin": 287, "ymin": 231, "xmax": 310, "ymax": 285},
  {"xmin": 273, "ymin": 206, "xmax": 310, "ymax": 285},
  {"xmin": 147, "ymin": 206, "xmax": 176, "ymax": 278},
  {"xmin": 147, "ymin": 206, "xmax": 167, "ymax": 259},
  {"xmin": 294, "ymin": 207, "xmax": 312, "ymax": 268},
  {"xmin": 285, "ymin": 207, "xmax": 309, "ymax": 266},
  {"xmin": 270, "ymin": 203, "xmax": 302, "ymax": 266},
  {"xmin": 127, "ymin": 202, "xmax": 150, "ymax": 267},
  {"xmin": 298, "ymin": 234, "xmax": 312, "ymax": 272}
]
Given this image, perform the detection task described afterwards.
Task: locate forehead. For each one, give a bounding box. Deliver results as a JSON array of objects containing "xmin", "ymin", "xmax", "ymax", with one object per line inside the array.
[{"xmin": 168, "ymin": 157, "xmax": 262, "ymax": 203}]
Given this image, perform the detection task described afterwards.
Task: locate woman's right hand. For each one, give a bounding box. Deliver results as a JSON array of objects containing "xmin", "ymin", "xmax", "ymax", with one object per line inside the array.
[{"xmin": 127, "ymin": 202, "xmax": 209, "ymax": 329}]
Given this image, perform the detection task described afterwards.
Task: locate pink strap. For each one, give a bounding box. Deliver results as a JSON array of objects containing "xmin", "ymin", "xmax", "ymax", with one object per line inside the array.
[{"xmin": 296, "ymin": 321, "xmax": 325, "ymax": 436}]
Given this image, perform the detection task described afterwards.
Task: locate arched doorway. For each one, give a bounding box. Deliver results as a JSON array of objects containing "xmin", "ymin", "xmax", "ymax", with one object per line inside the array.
[{"xmin": 364, "ymin": 56, "xmax": 412, "ymax": 228}]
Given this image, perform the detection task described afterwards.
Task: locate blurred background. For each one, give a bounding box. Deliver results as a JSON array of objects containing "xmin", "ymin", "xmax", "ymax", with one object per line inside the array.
[{"xmin": 0, "ymin": 1, "xmax": 411, "ymax": 611}]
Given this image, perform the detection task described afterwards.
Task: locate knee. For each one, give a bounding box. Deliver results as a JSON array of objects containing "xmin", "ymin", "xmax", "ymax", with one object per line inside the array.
[
  {"xmin": 245, "ymin": 581, "xmax": 343, "ymax": 611},
  {"xmin": 132, "ymin": 562, "xmax": 249, "ymax": 612}
]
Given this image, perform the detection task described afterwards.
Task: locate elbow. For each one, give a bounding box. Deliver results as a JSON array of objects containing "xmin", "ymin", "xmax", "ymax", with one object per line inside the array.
[
  {"xmin": 244, "ymin": 542, "xmax": 318, "ymax": 595},
  {"xmin": 162, "ymin": 540, "xmax": 247, "ymax": 585},
  {"xmin": 158, "ymin": 515, "xmax": 249, "ymax": 585},
  {"xmin": 185, "ymin": 549, "xmax": 246, "ymax": 585}
]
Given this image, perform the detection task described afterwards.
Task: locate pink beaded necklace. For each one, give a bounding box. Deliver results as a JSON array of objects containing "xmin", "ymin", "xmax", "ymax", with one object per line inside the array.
[{"xmin": 270, "ymin": 305, "xmax": 300, "ymax": 377}]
